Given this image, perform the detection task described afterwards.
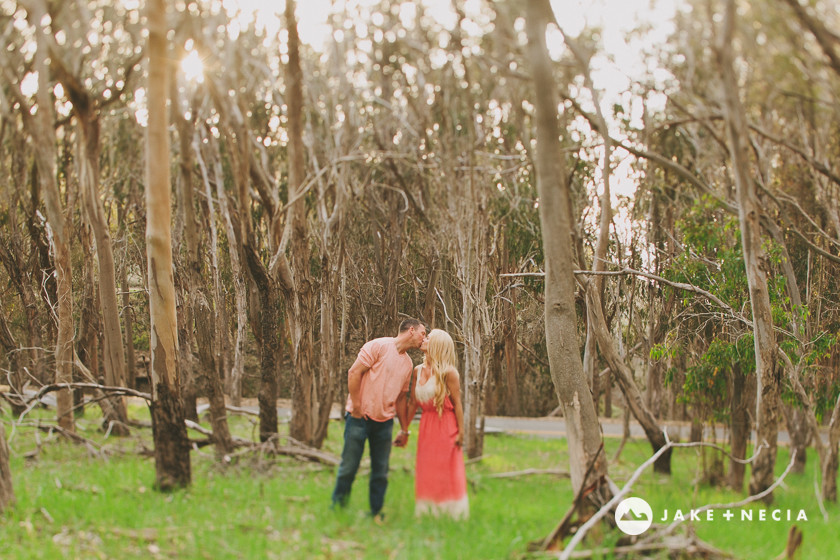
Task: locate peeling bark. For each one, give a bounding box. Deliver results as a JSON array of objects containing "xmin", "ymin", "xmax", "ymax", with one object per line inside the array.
[{"xmin": 145, "ymin": 0, "xmax": 190, "ymax": 488}]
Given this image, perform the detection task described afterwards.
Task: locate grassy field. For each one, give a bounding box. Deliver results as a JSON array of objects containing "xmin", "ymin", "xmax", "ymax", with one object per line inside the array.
[{"xmin": 1, "ymin": 403, "xmax": 837, "ymax": 559}]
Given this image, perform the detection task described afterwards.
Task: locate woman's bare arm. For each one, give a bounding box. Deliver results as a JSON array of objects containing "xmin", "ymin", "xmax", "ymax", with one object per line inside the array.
[{"xmin": 445, "ymin": 367, "xmax": 464, "ymax": 447}]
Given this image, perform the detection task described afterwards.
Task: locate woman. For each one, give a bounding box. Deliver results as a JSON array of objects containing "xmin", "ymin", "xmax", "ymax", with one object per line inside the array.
[{"xmin": 408, "ymin": 329, "xmax": 469, "ymax": 519}]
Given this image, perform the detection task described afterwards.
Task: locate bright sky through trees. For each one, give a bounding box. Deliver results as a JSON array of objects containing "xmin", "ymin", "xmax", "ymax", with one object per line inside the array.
[{"xmin": 184, "ymin": 0, "xmax": 685, "ymax": 250}]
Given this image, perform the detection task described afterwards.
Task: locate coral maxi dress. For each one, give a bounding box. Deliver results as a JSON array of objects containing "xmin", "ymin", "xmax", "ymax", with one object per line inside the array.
[{"xmin": 414, "ymin": 367, "xmax": 469, "ymax": 519}]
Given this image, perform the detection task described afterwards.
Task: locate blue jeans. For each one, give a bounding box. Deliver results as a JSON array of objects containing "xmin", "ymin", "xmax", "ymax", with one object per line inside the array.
[{"xmin": 331, "ymin": 413, "xmax": 394, "ymax": 516}]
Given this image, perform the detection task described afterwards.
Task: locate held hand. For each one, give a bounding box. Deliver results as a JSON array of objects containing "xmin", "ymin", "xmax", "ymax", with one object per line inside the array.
[
  {"xmin": 350, "ymin": 404, "xmax": 363, "ymax": 419},
  {"xmin": 393, "ymin": 430, "xmax": 409, "ymax": 448},
  {"xmin": 455, "ymin": 431, "xmax": 463, "ymax": 448}
]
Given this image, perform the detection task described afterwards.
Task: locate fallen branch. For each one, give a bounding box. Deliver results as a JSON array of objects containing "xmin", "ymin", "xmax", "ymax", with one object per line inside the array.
[
  {"xmin": 12, "ymin": 383, "xmax": 150, "ymax": 426},
  {"xmin": 559, "ymin": 433, "xmax": 771, "ymax": 560},
  {"xmin": 196, "ymin": 403, "xmax": 259, "ymax": 418},
  {"xmin": 221, "ymin": 434, "xmax": 340, "ymax": 466},
  {"xmin": 561, "ymin": 533, "xmax": 734, "ymax": 559},
  {"xmin": 813, "ymin": 462, "xmax": 829, "ymax": 522},
  {"xmin": 643, "ymin": 448, "xmax": 798, "ymax": 543},
  {"xmin": 273, "ymin": 445, "xmax": 339, "ymax": 466},
  {"xmin": 23, "ymin": 421, "xmax": 104, "ymax": 457},
  {"xmin": 487, "ymin": 468, "xmax": 570, "ymax": 479}
]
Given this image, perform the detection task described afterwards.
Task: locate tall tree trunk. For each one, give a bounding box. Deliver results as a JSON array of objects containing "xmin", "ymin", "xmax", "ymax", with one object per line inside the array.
[
  {"xmin": 525, "ymin": 0, "xmax": 609, "ymax": 504},
  {"xmin": 717, "ymin": 0, "xmax": 779, "ymax": 500},
  {"xmin": 501, "ymin": 239, "xmax": 521, "ymax": 416},
  {"xmin": 145, "ymin": 0, "xmax": 190, "ymax": 490},
  {"xmin": 50, "ymin": 44, "xmax": 132, "ymax": 427},
  {"xmin": 283, "ymin": 0, "xmax": 320, "ymax": 447},
  {"xmin": 461, "ymin": 279, "xmax": 489, "ymax": 459},
  {"xmin": 172, "ymin": 78, "xmax": 201, "ymax": 423},
  {"xmin": 195, "ymin": 295, "xmax": 233, "ymax": 457},
  {"xmin": 823, "ymin": 394, "xmax": 840, "ymax": 502},
  {"xmin": 119, "ymin": 225, "xmax": 137, "ymax": 390},
  {"xmin": 314, "ymin": 257, "xmax": 341, "ymax": 446},
  {"xmin": 729, "ymin": 363, "xmax": 749, "ymax": 491},
  {"xmin": 783, "ymin": 406, "xmax": 810, "ymax": 474},
  {"xmin": 193, "ymin": 136, "xmax": 234, "ymax": 456},
  {"xmin": 0, "ymin": 420, "xmax": 13, "ymax": 513},
  {"xmin": 72, "ymin": 108, "xmax": 130, "ymax": 434},
  {"xmin": 244, "ymin": 246, "xmax": 281, "ymax": 442},
  {"xmin": 566, "ymin": 31, "xmax": 612, "ymax": 415},
  {"xmin": 194, "ymin": 133, "xmax": 234, "ymax": 432},
  {"xmin": 224, "ymin": 120, "xmax": 281, "ymax": 441},
  {"xmin": 210, "ymin": 150, "xmax": 247, "ymax": 406},
  {"xmin": 28, "ymin": 0, "xmax": 74, "ymax": 433},
  {"xmin": 77, "ymin": 228, "xmax": 100, "ymax": 414}
]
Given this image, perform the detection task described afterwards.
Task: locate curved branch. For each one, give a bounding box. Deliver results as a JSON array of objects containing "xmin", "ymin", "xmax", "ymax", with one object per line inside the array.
[{"xmin": 578, "ymin": 267, "xmax": 750, "ymax": 326}]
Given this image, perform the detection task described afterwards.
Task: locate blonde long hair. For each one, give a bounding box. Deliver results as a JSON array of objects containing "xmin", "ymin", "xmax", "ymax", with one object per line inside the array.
[{"xmin": 423, "ymin": 329, "xmax": 458, "ymax": 416}]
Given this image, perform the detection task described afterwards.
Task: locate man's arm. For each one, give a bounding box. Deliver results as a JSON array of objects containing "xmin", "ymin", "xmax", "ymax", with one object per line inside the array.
[
  {"xmin": 393, "ymin": 368, "xmax": 416, "ymax": 448},
  {"xmin": 347, "ymin": 361, "xmax": 369, "ymax": 418}
]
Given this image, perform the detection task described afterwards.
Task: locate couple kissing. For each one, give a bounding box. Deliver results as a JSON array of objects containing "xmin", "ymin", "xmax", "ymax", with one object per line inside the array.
[{"xmin": 330, "ymin": 318, "xmax": 469, "ymax": 522}]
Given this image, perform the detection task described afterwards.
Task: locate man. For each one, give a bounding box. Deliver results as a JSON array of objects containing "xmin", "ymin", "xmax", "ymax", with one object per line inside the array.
[{"xmin": 331, "ymin": 318, "xmax": 427, "ymax": 520}]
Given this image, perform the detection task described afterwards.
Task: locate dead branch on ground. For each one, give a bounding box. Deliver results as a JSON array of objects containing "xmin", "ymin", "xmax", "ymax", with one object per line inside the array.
[
  {"xmin": 550, "ymin": 433, "xmax": 783, "ymax": 560},
  {"xmin": 487, "ymin": 468, "xmax": 570, "ymax": 479}
]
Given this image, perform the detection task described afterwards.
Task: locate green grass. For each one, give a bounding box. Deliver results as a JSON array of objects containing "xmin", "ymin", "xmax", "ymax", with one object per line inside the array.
[{"xmin": 1, "ymin": 404, "xmax": 838, "ymax": 559}]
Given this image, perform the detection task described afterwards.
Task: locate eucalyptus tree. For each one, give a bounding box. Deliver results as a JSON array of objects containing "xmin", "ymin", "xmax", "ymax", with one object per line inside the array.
[
  {"xmin": 259, "ymin": 0, "xmax": 333, "ymax": 446},
  {"xmin": 0, "ymin": 0, "xmax": 74, "ymax": 432},
  {"xmin": 550, "ymin": 18, "xmax": 673, "ymax": 473},
  {"xmin": 393, "ymin": 2, "xmax": 501, "ymax": 458},
  {"xmin": 194, "ymin": 129, "xmax": 248, "ymax": 407},
  {"xmin": 633, "ymin": 0, "xmax": 840, "ymax": 499},
  {"xmin": 190, "ymin": 0, "xmax": 344, "ymax": 447},
  {"xmin": 45, "ymin": 0, "xmax": 144, "ymax": 434},
  {"xmin": 716, "ymin": 0, "xmax": 782, "ymax": 500},
  {"xmin": 344, "ymin": 1, "xmax": 537, "ymax": 457},
  {"xmin": 165, "ymin": 6, "xmax": 233, "ymax": 453},
  {"xmin": 525, "ymin": 0, "xmax": 610, "ymax": 507},
  {"xmin": 777, "ymin": 0, "xmax": 840, "ymax": 502},
  {"xmin": 188, "ymin": 2, "xmax": 286, "ymax": 441},
  {"xmin": 145, "ymin": 0, "xmax": 191, "ymax": 489}
]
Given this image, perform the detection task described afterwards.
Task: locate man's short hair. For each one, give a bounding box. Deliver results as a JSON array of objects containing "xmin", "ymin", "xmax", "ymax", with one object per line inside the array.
[{"xmin": 398, "ymin": 318, "xmax": 423, "ymax": 333}]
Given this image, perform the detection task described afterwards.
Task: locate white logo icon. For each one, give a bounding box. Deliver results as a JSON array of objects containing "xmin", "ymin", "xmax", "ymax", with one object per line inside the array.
[{"xmin": 615, "ymin": 497, "xmax": 653, "ymax": 535}]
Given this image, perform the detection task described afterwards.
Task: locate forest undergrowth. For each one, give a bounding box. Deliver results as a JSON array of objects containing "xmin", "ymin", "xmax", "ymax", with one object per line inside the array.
[{"xmin": 0, "ymin": 402, "xmax": 837, "ymax": 559}]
